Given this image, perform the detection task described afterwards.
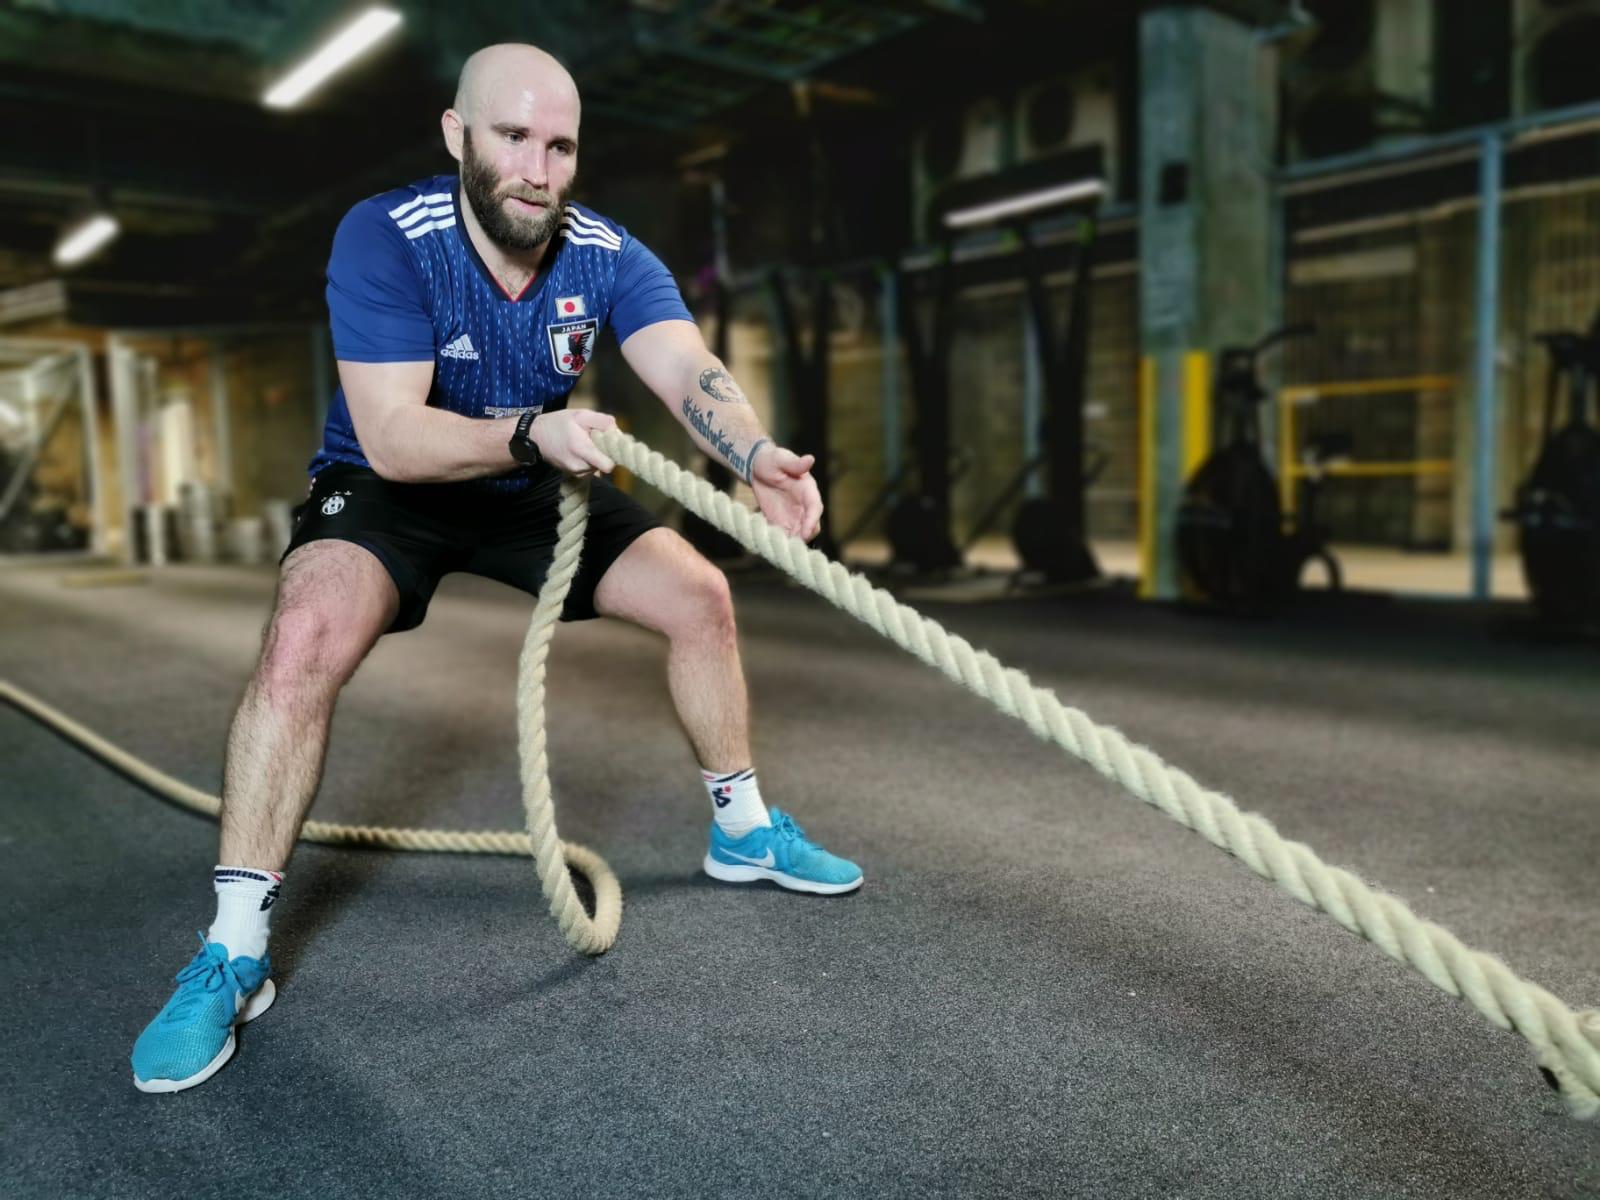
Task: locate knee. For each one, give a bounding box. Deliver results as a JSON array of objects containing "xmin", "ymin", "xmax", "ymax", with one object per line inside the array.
[
  {"xmin": 257, "ymin": 606, "xmax": 364, "ymax": 697},
  {"xmin": 671, "ymin": 563, "xmax": 736, "ymax": 645}
]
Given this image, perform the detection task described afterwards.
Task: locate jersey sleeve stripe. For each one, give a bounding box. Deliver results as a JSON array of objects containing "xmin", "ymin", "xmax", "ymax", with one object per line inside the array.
[
  {"xmin": 563, "ymin": 209, "xmax": 621, "ymax": 239},
  {"xmin": 404, "ymin": 216, "xmax": 457, "ymax": 239},
  {"xmin": 395, "ymin": 203, "xmax": 454, "ymax": 229},
  {"xmin": 559, "ymin": 217, "xmax": 618, "ymax": 239},
  {"xmin": 561, "ymin": 231, "xmax": 622, "ymax": 251},
  {"xmin": 388, "ymin": 191, "xmax": 453, "ymax": 219},
  {"xmin": 561, "ymin": 218, "xmax": 620, "ymax": 245},
  {"xmin": 559, "ymin": 218, "xmax": 621, "ymax": 248}
]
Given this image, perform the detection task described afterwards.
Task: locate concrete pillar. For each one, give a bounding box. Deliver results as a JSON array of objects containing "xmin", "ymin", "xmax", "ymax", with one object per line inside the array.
[
  {"xmin": 107, "ymin": 335, "xmax": 142, "ymax": 564},
  {"xmin": 74, "ymin": 345, "xmax": 109, "ymax": 557},
  {"xmin": 1138, "ymin": 4, "xmax": 1279, "ymax": 598},
  {"xmin": 209, "ymin": 343, "xmax": 234, "ymax": 498}
]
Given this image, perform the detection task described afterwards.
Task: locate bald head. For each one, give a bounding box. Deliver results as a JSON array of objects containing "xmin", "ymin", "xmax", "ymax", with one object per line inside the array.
[
  {"xmin": 444, "ymin": 44, "xmax": 582, "ymax": 256},
  {"xmin": 453, "ymin": 43, "xmax": 579, "ymax": 126}
]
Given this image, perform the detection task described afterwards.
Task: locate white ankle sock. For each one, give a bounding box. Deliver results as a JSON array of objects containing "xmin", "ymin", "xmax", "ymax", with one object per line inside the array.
[
  {"xmin": 703, "ymin": 768, "xmax": 772, "ymax": 839},
  {"xmin": 206, "ymin": 866, "xmax": 283, "ymax": 962}
]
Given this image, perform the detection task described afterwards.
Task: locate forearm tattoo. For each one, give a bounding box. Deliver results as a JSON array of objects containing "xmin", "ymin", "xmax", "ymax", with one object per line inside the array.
[
  {"xmin": 699, "ymin": 367, "xmax": 748, "ymax": 405},
  {"xmin": 682, "ymin": 396, "xmax": 758, "ymax": 482}
]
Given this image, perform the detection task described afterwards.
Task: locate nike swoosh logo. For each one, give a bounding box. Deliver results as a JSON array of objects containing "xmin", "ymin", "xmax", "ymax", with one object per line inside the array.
[{"xmin": 721, "ymin": 849, "xmax": 775, "ymax": 868}]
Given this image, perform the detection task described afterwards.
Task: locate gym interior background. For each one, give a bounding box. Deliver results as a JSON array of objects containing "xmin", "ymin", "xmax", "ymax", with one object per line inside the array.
[{"xmin": 2, "ymin": 2, "xmax": 1597, "ymax": 1197}]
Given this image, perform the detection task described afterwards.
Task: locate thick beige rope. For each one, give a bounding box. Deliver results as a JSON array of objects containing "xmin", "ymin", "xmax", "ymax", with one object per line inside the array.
[
  {"xmin": 512, "ymin": 477, "xmax": 622, "ymax": 955},
  {"xmin": 589, "ymin": 426, "xmax": 1600, "ymax": 1120},
  {"xmin": 0, "ymin": 677, "xmax": 535, "ymax": 854},
  {"xmin": 4, "ymin": 429, "xmax": 1595, "ymax": 1115}
]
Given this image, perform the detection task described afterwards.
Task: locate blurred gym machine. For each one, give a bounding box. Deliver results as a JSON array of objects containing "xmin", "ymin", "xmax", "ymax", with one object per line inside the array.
[
  {"xmin": 1505, "ymin": 313, "xmax": 1600, "ymax": 627},
  {"xmin": 1176, "ymin": 324, "xmax": 1347, "ymax": 612},
  {"xmin": 986, "ymin": 205, "xmax": 1101, "ymax": 582},
  {"xmin": 0, "ymin": 388, "xmax": 83, "ymax": 554},
  {"xmin": 768, "ymin": 268, "xmax": 838, "ymax": 560},
  {"xmin": 0, "ymin": 345, "xmax": 98, "ymax": 557},
  {"xmin": 883, "ymin": 247, "xmax": 962, "ymax": 573},
  {"xmin": 887, "ymin": 178, "xmax": 1106, "ymax": 581},
  {"xmin": 836, "ymin": 444, "xmax": 971, "ymax": 556}
]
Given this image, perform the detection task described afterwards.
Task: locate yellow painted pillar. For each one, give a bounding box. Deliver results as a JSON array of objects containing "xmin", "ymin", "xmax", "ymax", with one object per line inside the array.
[{"xmin": 1183, "ymin": 351, "xmax": 1212, "ymax": 477}]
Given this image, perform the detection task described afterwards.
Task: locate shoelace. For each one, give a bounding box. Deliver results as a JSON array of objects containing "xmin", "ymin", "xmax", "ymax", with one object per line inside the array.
[
  {"xmin": 163, "ymin": 933, "xmax": 248, "ymax": 1022},
  {"xmin": 769, "ymin": 810, "xmax": 814, "ymax": 850}
]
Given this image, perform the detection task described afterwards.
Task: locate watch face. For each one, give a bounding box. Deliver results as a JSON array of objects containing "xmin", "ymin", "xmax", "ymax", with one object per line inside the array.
[{"xmin": 510, "ymin": 413, "xmax": 540, "ymax": 465}]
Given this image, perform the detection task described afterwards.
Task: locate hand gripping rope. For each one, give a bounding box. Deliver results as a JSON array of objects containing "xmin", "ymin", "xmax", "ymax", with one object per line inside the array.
[{"xmin": 3, "ymin": 426, "xmax": 1597, "ymax": 1119}]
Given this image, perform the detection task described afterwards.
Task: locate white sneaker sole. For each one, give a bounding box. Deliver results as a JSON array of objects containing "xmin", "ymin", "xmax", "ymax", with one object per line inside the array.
[
  {"xmin": 133, "ymin": 977, "xmax": 277, "ymax": 1095},
  {"xmin": 703, "ymin": 854, "xmax": 863, "ymax": 895}
]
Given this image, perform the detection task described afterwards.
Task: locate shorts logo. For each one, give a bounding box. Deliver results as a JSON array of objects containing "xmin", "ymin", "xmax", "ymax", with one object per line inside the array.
[
  {"xmin": 547, "ymin": 318, "xmax": 598, "ymax": 376},
  {"xmin": 320, "ymin": 494, "xmax": 346, "ymax": 516}
]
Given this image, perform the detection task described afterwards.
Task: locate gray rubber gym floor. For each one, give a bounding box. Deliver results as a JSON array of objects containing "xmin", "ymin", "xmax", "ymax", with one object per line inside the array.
[{"xmin": 3, "ymin": 559, "xmax": 1597, "ymax": 1199}]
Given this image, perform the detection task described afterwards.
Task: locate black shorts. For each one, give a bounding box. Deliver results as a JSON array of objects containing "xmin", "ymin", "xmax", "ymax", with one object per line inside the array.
[{"xmin": 283, "ymin": 464, "xmax": 662, "ymax": 633}]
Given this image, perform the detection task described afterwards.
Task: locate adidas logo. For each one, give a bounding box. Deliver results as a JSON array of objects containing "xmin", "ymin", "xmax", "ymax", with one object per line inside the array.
[{"xmin": 441, "ymin": 334, "xmax": 479, "ymax": 360}]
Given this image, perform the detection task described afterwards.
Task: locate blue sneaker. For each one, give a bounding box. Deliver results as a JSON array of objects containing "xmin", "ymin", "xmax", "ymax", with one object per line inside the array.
[
  {"xmin": 131, "ymin": 934, "xmax": 275, "ymax": 1094},
  {"xmin": 704, "ymin": 807, "xmax": 863, "ymax": 895}
]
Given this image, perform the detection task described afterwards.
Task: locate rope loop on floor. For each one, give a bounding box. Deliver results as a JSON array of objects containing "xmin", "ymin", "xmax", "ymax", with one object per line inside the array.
[{"xmin": 3, "ymin": 428, "xmax": 1595, "ymax": 1117}]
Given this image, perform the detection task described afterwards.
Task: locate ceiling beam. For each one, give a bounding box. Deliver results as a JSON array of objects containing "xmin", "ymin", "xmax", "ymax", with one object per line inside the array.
[
  {"xmin": 0, "ymin": 171, "xmax": 276, "ymax": 218},
  {"xmin": 633, "ymin": 28, "xmax": 803, "ymax": 82},
  {"xmin": 0, "ymin": 9, "xmax": 265, "ymax": 103}
]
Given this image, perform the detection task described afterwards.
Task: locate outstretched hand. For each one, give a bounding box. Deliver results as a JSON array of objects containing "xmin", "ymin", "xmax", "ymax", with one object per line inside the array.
[
  {"xmin": 750, "ymin": 445, "xmax": 823, "ymax": 541},
  {"xmin": 531, "ymin": 410, "xmax": 618, "ymax": 477}
]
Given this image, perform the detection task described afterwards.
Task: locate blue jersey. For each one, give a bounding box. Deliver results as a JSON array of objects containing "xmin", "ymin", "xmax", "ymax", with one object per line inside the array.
[{"xmin": 313, "ymin": 173, "xmax": 694, "ymax": 493}]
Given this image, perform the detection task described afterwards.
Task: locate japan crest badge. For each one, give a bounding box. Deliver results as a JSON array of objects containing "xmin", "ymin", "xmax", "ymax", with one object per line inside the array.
[{"xmin": 548, "ymin": 318, "xmax": 599, "ymax": 376}]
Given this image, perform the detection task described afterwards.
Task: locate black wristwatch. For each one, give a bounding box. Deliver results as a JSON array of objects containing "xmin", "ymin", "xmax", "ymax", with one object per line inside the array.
[{"xmin": 509, "ymin": 409, "xmax": 542, "ymax": 467}]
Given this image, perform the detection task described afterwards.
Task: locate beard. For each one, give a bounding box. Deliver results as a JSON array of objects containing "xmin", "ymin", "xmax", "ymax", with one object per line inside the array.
[{"xmin": 460, "ymin": 127, "xmax": 568, "ymax": 251}]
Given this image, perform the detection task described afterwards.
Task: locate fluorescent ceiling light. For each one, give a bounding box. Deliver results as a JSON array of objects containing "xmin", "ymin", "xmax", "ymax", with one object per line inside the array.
[
  {"xmin": 54, "ymin": 213, "xmax": 120, "ymax": 267},
  {"xmin": 262, "ymin": 7, "xmax": 403, "ymax": 109},
  {"xmin": 943, "ymin": 178, "xmax": 1108, "ymax": 230}
]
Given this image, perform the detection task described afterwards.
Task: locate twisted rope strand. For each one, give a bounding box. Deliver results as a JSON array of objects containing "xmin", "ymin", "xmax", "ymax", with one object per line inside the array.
[
  {"xmin": 0, "ymin": 680, "xmax": 532, "ymax": 856},
  {"xmin": 4, "ymin": 429, "xmax": 1595, "ymax": 1116},
  {"xmin": 589, "ymin": 426, "xmax": 1600, "ymax": 1120},
  {"xmin": 512, "ymin": 478, "xmax": 623, "ymax": 955}
]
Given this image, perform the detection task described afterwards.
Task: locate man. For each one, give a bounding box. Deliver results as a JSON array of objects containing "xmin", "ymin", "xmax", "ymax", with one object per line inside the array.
[{"xmin": 131, "ymin": 43, "xmax": 862, "ymax": 1095}]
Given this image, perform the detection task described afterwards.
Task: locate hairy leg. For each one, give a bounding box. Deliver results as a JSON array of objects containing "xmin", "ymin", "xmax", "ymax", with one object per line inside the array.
[
  {"xmin": 218, "ymin": 541, "xmax": 398, "ymax": 868},
  {"xmin": 592, "ymin": 528, "xmax": 748, "ymax": 772}
]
